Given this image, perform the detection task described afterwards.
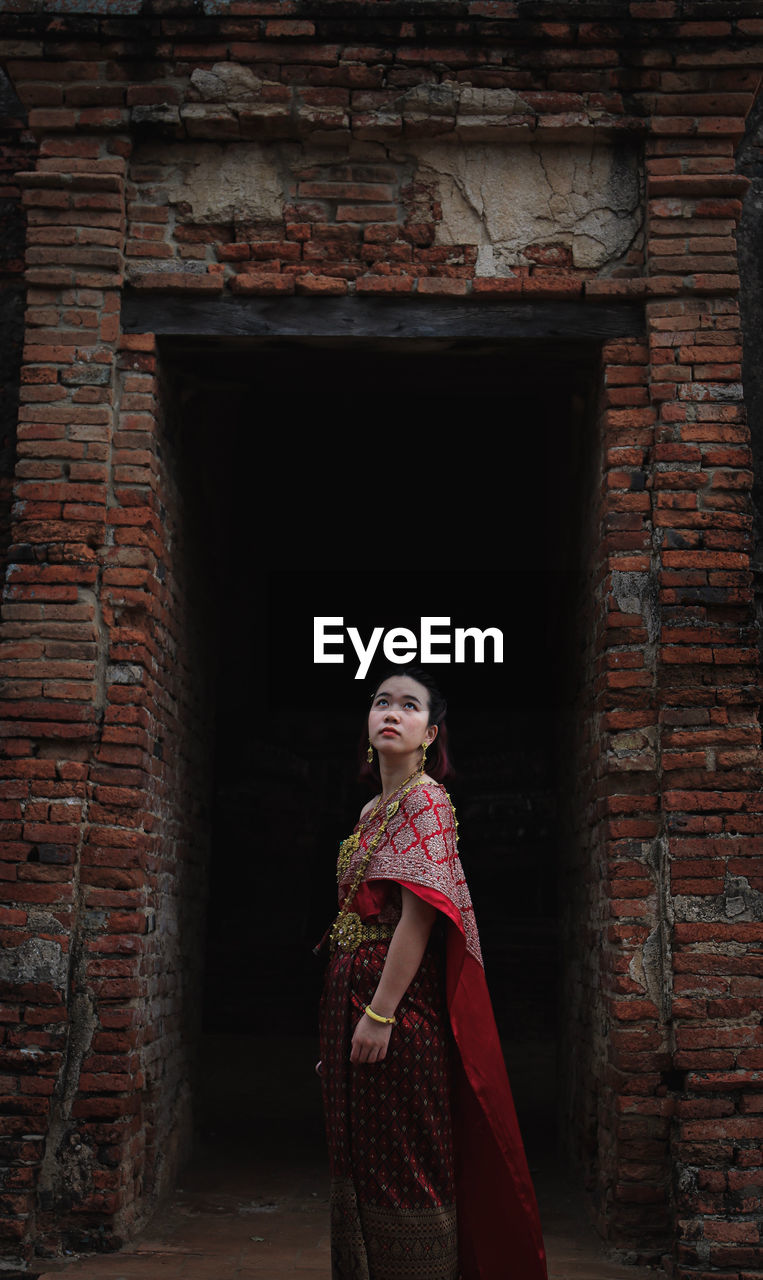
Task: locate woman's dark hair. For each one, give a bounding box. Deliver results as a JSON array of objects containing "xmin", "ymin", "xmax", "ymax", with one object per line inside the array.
[{"xmin": 359, "ymin": 664, "xmax": 453, "ymax": 783}]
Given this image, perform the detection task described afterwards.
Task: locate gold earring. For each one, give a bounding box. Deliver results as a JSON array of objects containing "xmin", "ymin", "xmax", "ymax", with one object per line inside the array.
[
  {"xmin": 367, "ymin": 740, "xmax": 374, "ymax": 765},
  {"xmin": 420, "ymin": 742, "xmax": 428, "ymax": 772}
]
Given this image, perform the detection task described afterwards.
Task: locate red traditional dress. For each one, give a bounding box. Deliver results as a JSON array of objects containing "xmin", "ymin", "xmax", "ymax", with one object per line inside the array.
[{"xmin": 319, "ymin": 780, "xmax": 548, "ymax": 1280}]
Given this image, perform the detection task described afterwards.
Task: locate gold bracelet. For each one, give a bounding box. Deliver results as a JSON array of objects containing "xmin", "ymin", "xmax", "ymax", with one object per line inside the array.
[{"xmin": 364, "ymin": 1005, "xmax": 396, "ymax": 1026}]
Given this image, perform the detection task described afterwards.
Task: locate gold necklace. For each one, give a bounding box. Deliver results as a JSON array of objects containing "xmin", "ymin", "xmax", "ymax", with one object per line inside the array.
[
  {"xmin": 329, "ymin": 765, "xmax": 426, "ymax": 956},
  {"xmin": 336, "ymin": 762, "xmax": 423, "ymax": 882},
  {"xmin": 336, "ymin": 798, "xmax": 383, "ymax": 882}
]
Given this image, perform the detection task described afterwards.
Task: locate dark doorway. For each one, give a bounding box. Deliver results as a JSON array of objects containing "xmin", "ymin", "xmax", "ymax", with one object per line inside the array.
[{"xmin": 157, "ymin": 335, "xmax": 600, "ymax": 1182}]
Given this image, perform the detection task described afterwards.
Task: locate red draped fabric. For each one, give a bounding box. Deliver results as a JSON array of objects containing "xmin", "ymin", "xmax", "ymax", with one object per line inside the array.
[{"xmin": 320, "ymin": 781, "xmax": 548, "ymax": 1280}]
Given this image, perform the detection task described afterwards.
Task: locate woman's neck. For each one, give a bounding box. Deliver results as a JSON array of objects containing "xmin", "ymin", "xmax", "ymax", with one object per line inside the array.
[{"xmin": 378, "ymin": 752, "xmax": 423, "ymax": 802}]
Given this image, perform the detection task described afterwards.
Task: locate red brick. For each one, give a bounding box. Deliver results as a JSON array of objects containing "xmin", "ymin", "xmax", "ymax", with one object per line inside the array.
[
  {"xmin": 355, "ymin": 275, "xmax": 415, "ymax": 295},
  {"xmin": 294, "ymin": 274, "xmax": 347, "ymax": 296},
  {"xmin": 415, "ymin": 277, "xmax": 469, "ymax": 297}
]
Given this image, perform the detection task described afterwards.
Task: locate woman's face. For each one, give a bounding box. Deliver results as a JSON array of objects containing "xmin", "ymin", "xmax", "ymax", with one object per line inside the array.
[{"xmin": 368, "ymin": 675, "xmax": 437, "ymax": 760}]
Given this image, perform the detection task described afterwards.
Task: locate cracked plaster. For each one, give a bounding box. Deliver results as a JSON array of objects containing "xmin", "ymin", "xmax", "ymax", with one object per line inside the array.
[
  {"xmin": 139, "ymin": 137, "xmax": 643, "ymax": 271},
  {"xmin": 401, "ymin": 141, "xmax": 643, "ymax": 273},
  {"xmin": 145, "ymin": 141, "xmax": 287, "ymax": 227}
]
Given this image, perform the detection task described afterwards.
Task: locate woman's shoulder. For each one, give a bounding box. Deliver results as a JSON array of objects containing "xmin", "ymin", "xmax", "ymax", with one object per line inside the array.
[
  {"xmin": 400, "ymin": 777, "xmax": 452, "ymax": 816},
  {"xmin": 395, "ymin": 780, "xmax": 458, "ymax": 856},
  {"xmin": 358, "ymin": 794, "xmax": 381, "ymax": 822}
]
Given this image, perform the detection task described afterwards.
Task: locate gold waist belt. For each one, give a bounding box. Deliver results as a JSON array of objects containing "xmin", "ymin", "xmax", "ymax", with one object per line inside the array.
[
  {"xmin": 330, "ymin": 913, "xmax": 397, "ymax": 954},
  {"xmin": 360, "ymin": 922, "xmax": 396, "ymax": 942}
]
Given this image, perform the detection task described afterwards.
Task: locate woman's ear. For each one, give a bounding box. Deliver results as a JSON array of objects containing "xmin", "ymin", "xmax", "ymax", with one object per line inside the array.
[{"xmin": 425, "ymin": 725, "xmax": 438, "ymax": 747}]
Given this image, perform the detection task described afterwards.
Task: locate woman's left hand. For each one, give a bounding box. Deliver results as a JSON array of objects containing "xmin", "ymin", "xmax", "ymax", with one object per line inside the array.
[{"xmin": 350, "ymin": 1012, "xmax": 393, "ymax": 1064}]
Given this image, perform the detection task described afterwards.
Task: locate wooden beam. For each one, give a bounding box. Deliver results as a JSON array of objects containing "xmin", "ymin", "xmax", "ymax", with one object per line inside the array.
[{"xmin": 121, "ymin": 294, "xmax": 645, "ymax": 342}]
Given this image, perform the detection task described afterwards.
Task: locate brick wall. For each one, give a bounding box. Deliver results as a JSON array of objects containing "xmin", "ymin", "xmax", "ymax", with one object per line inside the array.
[
  {"xmin": 648, "ymin": 290, "xmax": 763, "ymax": 1278},
  {"xmin": 558, "ymin": 331, "xmax": 671, "ymax": 1258},
  {"xmin": 0, "ymin": 125, "xmax": 215, "ymax": 1262},
  {"xmin": 1, "ymin": 5, "xmax": 763, "ymax": 1276},
  {"xmin": 0, "ymin": 68, "xmax": 35, "ymax": 589}
]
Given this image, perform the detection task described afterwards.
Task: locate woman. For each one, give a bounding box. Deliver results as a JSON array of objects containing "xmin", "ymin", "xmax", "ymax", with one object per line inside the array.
[{"xmin": 317, "ymin": 666, "xmax": 547, "ymax": 1280}]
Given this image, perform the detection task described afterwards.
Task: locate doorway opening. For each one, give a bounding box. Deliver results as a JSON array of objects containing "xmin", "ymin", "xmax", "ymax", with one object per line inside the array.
[{"xmin": 154, "ymin": 334, "xmax": 603, "ymax": 1218}]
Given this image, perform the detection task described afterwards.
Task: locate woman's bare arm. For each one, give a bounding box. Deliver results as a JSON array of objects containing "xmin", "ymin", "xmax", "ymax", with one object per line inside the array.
[{"xmin": 350, "ymin": 887, "xmax": 438, "ymax": 1064}]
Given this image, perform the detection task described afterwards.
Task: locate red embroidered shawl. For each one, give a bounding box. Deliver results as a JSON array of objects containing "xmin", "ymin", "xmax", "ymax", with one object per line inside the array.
[{"xmin": 340, "ymin": 781, "xmax": 548, "ymax": 1280}]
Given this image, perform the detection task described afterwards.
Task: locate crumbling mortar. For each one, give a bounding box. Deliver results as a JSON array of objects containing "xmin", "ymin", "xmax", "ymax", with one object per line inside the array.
[
  {"xmin": 675, "ymin": 872, "xmax": 763, "ymax": 925},
  {"xmin": 646, "ymin": 478, "xmax": 673, "ymax": 1041},
  {"xmin": 34, "ymin": 753, "xmax": 99, "ymax": 1228},
  {"xmin": 643, "ymin": 835, "xmax": 674, "ymax": 1028},
  {"xmin": 653, "ymin": 461, "xmax": 701, "ymax": 472},
  {"xmin": 35, "ymin": 642, "xmax": 111, "ymax": 1228},
  {"xmin": 36, "ymin": 974, "xmax": 98, "ymax": 1220}
]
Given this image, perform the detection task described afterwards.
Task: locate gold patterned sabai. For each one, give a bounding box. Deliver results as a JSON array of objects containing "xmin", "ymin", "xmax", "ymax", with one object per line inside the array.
[
  {"xmin": 337, "ymin": 781, "xmax": 482, "ymax": 967},
  {"xmin": 336, "ymin": 794, "xmax": 405, "ymax": 881},
  {"xmin": 329, "ymin": 766, "xmax": 426, "ymax": 954}
]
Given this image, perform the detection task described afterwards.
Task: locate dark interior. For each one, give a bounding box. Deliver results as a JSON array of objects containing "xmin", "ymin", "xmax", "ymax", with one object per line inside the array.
[{"xmin": 157, "ymin": 335, "xmax": 600, "ymax": 1169}]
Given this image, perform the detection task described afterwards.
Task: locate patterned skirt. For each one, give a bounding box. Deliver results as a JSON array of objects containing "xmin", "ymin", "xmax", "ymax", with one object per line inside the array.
[{"xmin": 319, "ymin": 937, "xmax": 459, "ymax": 1280}]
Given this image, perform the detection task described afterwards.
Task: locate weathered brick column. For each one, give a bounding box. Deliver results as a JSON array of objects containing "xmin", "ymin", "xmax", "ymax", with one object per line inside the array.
[
  {"xmin": 0, "ymin": 109, "xmax": 214, "ymax": 1262},
  {"xmin": 644, "ymin": 149, "xmax": 763, "ymax": 1274},
  {"xmin": 558, "ymin": 324, "xmax": 670, "ymax": 1252},
  {"xmin": 562, "ymin": 90, "xmax": 763, "ymax": 1277},
  {"xmin": 0, "ymin": 119, "xmax": 134, "ymax": 1260}
]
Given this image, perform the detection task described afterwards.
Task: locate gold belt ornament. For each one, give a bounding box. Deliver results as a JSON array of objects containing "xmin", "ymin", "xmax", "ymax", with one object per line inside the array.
[{"xmin": 329, "ymin": 915, "xmax": 396, "ymax": 955}]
